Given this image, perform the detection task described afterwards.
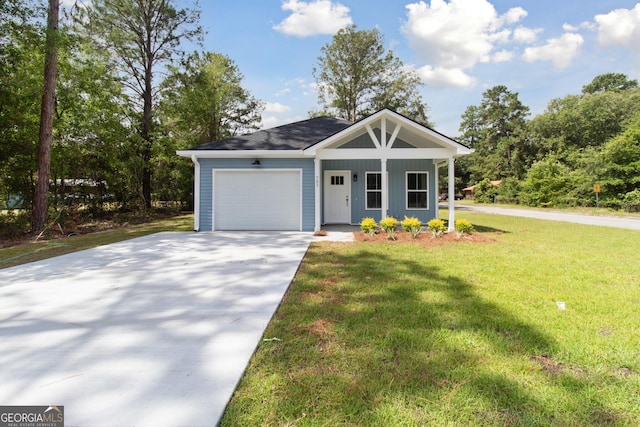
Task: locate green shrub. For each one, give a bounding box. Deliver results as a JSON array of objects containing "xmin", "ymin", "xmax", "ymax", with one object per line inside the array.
[
  {"xmin": 379, "ymin": 216, "xmax": 398, "ymax": 240},
  {"xmin": 496, "ymin": 177, "xmax": 521, "ymax": 204},
  {"xmin": 520, "ymin": 158, "xmax": 573, "ymax": 207},
  {"xmin": 0, "ymin": 210, "xmax": 30, "ymax": 239},
  {"xmin": 473, "ymin": 178, "xmax": 499, "ymax": 204},
  {"xmin": 427, "ymin": 218, "xmax": 446, "ymax": 237},
  {"xmin": 622, "ymin": 189, "xmax": 640, "ymax": 212},
  {"xmin": 401, "ymin": 216, "xmax": 422, "ymax": 238},
  {"xmin": 359, "ymin": 217, "xmax": 377, "ymax": 236}
]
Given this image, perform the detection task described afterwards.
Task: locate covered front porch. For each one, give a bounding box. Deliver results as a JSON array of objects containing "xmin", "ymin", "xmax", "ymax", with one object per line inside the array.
[{"xmin": 303, "ymin": 109, "xmax": 471, "ymax": 232}]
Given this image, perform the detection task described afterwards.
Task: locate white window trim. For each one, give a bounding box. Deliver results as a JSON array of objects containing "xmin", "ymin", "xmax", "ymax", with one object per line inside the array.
[
  {"xmin": 365, "ymin": 171, "xmax": 388, "ymax": 210},
  {"xmin": 406, "ymin": 171, "xmax": 429, "ymax": 210}
]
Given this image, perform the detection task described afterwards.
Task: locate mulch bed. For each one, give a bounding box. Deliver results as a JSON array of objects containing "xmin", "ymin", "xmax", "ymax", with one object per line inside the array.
[{"xmin": 353, "ymin": 230, "xmax": 497, "ymax": 246}]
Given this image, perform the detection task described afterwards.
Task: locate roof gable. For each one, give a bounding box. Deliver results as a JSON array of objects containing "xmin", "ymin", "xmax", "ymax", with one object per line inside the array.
[{"xmin": 304, "ymin": 109, "xmax": 471, "ymax": 155}]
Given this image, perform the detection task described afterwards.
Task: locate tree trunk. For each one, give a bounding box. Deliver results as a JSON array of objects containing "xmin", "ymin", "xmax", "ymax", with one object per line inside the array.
[
  {"xmin": 31, "ymin": 0, "xmax": 59, "ymax": 232},
  {"xmin": 141, "ymin": 35, "xmax": 153, "ymax": 210}
]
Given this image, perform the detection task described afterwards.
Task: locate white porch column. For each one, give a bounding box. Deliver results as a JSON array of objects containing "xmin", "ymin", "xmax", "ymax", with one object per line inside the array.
[
  {"xmin": 381, "ymin": 158, "xmax": 388, "ymax": 219},
  {"xmin": 433, "ymin": 160, "xmax": 440, "ymax": 208},
  {"xmin": 447, "ymin": 157, "xmax": 455, "ymax": 232},
  {"xmin": 190, "ymin": 155, "xmax": 200, "ymax": 231},
  {"xmin": 314, "ymin": 157, "xmax": 321, "ymax": 231}
]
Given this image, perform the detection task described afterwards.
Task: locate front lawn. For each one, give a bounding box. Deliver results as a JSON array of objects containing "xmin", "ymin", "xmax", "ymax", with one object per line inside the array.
[{"xmin": 221, "ymin": 212, "xmax": 640, "ymax": 426}]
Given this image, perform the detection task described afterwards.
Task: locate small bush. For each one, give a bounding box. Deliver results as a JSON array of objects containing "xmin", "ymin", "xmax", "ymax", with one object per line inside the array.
[
  {"xmin": 622, "ymin": 189, "xmax": 640, "ymax": 212},
  {"xmin": 401, "ymin": 216, "xmax": 422, "ymax": 238},
  {"xmin": 0, "ymin": 210, "xmax": 30, "ymax": 239},
  {"xmin": 427, "ymin": 218, "xmax": 446, "ymax": 237},
  {"xmin": 379, "ymin": 216, "xmax": 398, "ymax": 240},
  {"xmin": 359, "ymin": 217, "xmax": 377, "ymax": 236},
  {"xmin": 473, "ymin": 178, "xmax": 499, "ymax": 204},
  {"xmin": 454, "ymin": 218, "xmax": 474, "ymax": 238}
]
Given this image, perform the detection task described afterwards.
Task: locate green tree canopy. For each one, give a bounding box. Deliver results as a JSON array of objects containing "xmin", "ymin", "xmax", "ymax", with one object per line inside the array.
[
  {"xmin": 313, "ymin": 25, "xmax": 430, "ymax": 125},
  {"xmin": 0, "ymin": 0, "xmax": 41, "ymax": 210},
  {"xmin": 155, "ymin": 52, "xmax": 264, "ymax": 206},
  {"xmin": 78, "ymin": 0, "xmax": 203, "ymax": 209},
  {"xmin": 582, "ymin": 72, "xmax": 638, "ymax": 94},
  {"xmin": 600, "ymin": 111, "xmax": 640, "ymax": 198},
  {"xmin": 458, "ymin": 85, "xmax": 531, "ymax": 181},
  {"xmin": 161, "ymin": 51, "xmax": 263, "ymax": 145},
  {"xmin": 529, "ymin": 88, "xmax": 640, "ymax": 157}
]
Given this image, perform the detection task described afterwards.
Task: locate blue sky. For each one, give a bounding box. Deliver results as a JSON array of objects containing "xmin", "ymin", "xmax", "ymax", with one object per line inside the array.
[{"xmin": 200, "ymin": 0, "xmax": 640, "ymax": 136}]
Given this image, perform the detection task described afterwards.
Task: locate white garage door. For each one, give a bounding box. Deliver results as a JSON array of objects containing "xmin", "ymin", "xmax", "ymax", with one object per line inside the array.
[{"xmin": 213, "ymin": 169, "xmax": 302, "ymax": 231}]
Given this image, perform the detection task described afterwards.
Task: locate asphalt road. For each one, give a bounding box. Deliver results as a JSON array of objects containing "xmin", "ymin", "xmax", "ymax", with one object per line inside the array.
[{"xmin": 452, "ymin": 204, "xmax": 640, "ymax": 231}]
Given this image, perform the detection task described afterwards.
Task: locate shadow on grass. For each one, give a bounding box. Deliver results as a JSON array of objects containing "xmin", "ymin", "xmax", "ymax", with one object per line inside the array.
[
  {"xmin": 223, "ymin": 243, "xmax": 631, "ymax": 426},
  {"xmin": 470, "ymin": 223, "xmax": 509, "ymax": 233},
  {"xmin": 441, "ymin": 219, "xmax": 508, "ymax": 234}
]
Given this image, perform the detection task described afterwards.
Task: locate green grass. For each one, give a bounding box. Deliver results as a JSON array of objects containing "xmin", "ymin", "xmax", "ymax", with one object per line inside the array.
[
  {"xmin": 0, "ymin": 213, "xmax": 193, "ymax": 269},
  {"xmin": 221, "ymin": 213, "xmax": 640, "ymax": 426}
]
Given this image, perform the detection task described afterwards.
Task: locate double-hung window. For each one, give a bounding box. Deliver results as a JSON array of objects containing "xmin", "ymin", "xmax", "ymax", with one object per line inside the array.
[
  {"xmin": 365, "ymin": 172, "xmax": 382, "ymax": 209},
  {"xmin": 406, "ymin": 172, "xmax": 428, "ymax": 209}
]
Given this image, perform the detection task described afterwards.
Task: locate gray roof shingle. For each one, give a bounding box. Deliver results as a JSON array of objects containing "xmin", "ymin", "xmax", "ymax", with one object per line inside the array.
[{"xmin": 187, "ymin": 116, "xmax": 353, "ymax": 151}]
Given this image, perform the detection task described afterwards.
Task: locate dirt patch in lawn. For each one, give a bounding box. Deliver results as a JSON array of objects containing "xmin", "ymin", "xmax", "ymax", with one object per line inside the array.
[
  {"xmin": 353, "ymin": 231, "xmax": 497, "ymax": 246},
  {"xmin": 305, "ymin": 319, "xmax": 337, "ymax": 340}
]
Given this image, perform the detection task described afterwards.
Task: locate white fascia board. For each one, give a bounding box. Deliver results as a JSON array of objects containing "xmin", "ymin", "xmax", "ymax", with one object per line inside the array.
[
  {"xmin": 176, "ymin": 150, "xmax": 309, "ymax": 159},
  {"xmin": 455, "ymin": 146, "xmax": 474, "ymax": 155},
  {"xmin": 316, "ymin": 147, "xmax": 456, "ymax": 160}
]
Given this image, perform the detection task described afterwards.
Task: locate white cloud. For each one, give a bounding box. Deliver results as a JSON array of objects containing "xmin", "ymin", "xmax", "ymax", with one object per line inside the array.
[
  {"xmin": 594, "ymin": 3, "xmax": 640, "ymax": 48},
  {"xmin": 275, "ymin": 87, "xmax": 292, "ymax": 97},
  {"xmin": 501, "ymin": 6, "xmax": 527, "ymax": 25},
  {"xmin": 260, "ymin": 115, "xmax": 307, "ymax": 130},
  {"xmin": 416, "ymin": 65, "xmax": 476, "ymax": 88},
  {"xmin": 563, "ymin": 21, "xmax": 596, "ymax": 32},
  {"xmin": 275, "ymin": 78, "xmax": 314, "ymax": 97},
  {"xmin": 273, "ymin": 0, "xmax": 352, "ymax": 37},
  {"xmin": 492, "ymin": 49, "xmax": 514, "ymax": 62},
  {"xmin": 264, "ymin": 102, "xmax": 291, "ymax": 113},
  {"xmin": 402, "ymin": 0, "xmax": 529, "ymax": 87},
  {"xmin": 513, "ymin": 26, "xmax": 542, "ymax": 43},
  {"xmin": 522, "ymin": 32, "xmax": 584, "ymax": 69},
  {"xmin": 260, "ymin": 116, "xmax": 281, "ymax": 130}
]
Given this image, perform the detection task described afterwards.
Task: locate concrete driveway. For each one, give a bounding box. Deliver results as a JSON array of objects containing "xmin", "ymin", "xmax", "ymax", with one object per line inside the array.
[{"xmin": 0, "ymin": 231, "xmax": 333, "ymax": 427}]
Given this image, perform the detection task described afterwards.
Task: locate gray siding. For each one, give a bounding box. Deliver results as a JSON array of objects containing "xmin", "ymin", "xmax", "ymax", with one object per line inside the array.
[
  {"xmin": 338, "ymin": 129, "xmax": 415, "ymax": 149},
  {"xmin": 198, "ymin": 158, "xmax": 315, "ymax": 231},
  {"xmin": 323, "ymin": 159, "xmax": 437, "ymax": 224}
]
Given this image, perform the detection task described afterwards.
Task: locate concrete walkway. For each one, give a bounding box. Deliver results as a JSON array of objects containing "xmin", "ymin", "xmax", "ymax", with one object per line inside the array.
[
  {"xmin": 0, "ymin": 231, "xmax": 351, "ymax": 427},
  {"xmin": 453, "ymin": 204, "xmax": 640, "ymax": 231}
]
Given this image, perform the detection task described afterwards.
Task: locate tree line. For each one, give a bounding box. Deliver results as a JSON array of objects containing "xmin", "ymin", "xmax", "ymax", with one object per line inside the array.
[
  {"xmin": 1, "ymin": 2, "xmax": 638, "ymax": 237},
  {"xmin": 1, "ymin": 0, "xmax": 264, "ymax": 234},
  {"xmin": 456, "ymin": 73, "xmax": 640, "ymax": 211},
  {"xmin": 1, "ymin": 8, "xmax": 429, "ymax": 235}
]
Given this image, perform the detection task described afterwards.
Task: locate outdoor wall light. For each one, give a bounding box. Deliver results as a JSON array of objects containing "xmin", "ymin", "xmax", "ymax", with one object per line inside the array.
[
  {"xmin": 353, "ymin": 173, "xmax": 358, "ymax": 182},
  {"xmin": 252, "ymin": 159, "xmax": 261, "ymax": 166}
]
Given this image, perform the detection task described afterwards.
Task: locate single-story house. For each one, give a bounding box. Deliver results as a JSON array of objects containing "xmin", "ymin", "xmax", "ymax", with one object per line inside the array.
[
  {"xmin": 177, "ymin": 108, "xmax": 472, "ymax": 232},
  {"xmin": 462, "ymin": 180, "xmax": 502, "ymax": 200}
]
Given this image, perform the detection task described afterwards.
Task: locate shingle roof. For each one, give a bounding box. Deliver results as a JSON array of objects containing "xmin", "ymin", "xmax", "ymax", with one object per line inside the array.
[{"xmin": 187, "ymin": 116, "xmax": 353, "ymax": 151}]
